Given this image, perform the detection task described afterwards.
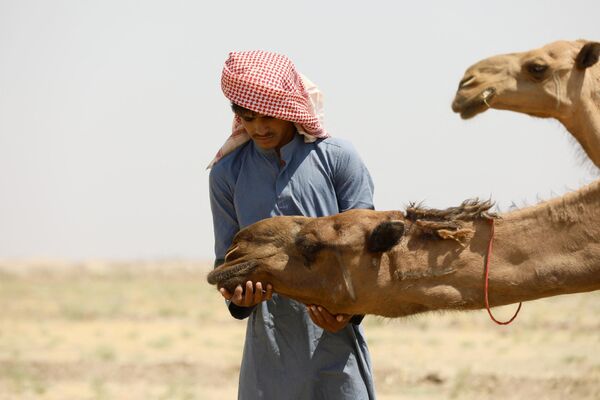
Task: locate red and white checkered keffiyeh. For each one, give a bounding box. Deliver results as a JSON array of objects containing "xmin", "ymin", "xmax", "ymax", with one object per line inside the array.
[{"xmin": 208, "ymin": 50, "xmax": 329, "ymax": 168}]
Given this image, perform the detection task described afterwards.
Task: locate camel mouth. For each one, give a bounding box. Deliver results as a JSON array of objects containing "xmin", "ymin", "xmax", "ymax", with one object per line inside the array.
[
  {"xmin": 206, "ymin": 260, "xmax": 259, "ymax": 293},
  {"xmin": 453, "ymin": 87, "xmax": 496, "ymax": 120}
]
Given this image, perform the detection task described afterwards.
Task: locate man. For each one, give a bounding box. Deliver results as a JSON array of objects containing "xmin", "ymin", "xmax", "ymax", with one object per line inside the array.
[{"xmin": 209, "ymin": 50, "xmax": 376, "ymax": 399}]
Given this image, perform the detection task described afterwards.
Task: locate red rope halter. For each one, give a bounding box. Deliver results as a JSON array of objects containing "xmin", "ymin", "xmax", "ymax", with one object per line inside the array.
[{"xmin": 485, "ymin": 218, "xmax": 522, "ymax": 325}]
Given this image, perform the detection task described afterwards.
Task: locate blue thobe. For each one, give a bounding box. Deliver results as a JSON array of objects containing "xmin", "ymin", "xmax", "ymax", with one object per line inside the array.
[{"xmin": 209, "ymin": 133, "xmax": 376, "ymax": 399}]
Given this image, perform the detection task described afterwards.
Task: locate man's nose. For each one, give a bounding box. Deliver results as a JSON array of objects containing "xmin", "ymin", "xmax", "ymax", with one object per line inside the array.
[{"xmin": 254, "ymin": 121, "xmax": 270, "ymax": 135}]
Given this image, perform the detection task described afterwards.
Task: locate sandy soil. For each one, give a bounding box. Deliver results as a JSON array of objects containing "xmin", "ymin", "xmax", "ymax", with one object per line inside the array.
[{"xmin": 0, "ymin": 260, "xmax": 598, "ymax": 399}]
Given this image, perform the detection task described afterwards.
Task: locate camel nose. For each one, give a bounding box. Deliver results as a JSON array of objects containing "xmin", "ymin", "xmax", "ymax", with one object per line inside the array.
[
  {"xmin": 451, "ymin": 97, "xmax": 463, "ymax": 113},
  {"xmin": 452, "ymin": 75, "xmax": 477, "ymax": 113},
  {"xmin": 451, "ymin": 91, "xmax": 468, "ymax": 113}
]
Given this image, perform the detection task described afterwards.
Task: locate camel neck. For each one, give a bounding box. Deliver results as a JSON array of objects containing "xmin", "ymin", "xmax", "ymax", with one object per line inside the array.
[
  {"xmin": 482, "ymin": 180, "xmax": 600, "ymax": 306},
  {"xmin": 562, "ymin": 84, "xmax": 600, "ymax": 169},
  {"xmin": 386, "ymin": 180, "xmax": 600, "ymax": 317}
]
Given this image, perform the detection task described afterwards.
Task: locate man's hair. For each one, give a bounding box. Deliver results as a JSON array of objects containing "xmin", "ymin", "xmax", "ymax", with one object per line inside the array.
[{"xmin": 230, "ymin": 102, "xmax": 255, "ymax": 116}]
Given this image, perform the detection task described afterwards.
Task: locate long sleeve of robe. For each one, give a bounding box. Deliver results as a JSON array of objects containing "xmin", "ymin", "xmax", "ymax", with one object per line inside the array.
[{"xmin": 209, "ymin": 134, "xmax": 376, "ymax": 399}]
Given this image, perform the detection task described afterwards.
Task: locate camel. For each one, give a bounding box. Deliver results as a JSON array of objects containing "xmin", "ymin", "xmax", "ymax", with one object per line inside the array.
[
  {"xmin": 207, "ymin": 39, "xmax": 600, "ymax": 318},
  {"xmin": 452, "ymin": 39, "xmax": 600, "ymax": 168},
  {"xmin": 207, "ymin": 180, "xmax": 600, "ymax": 317}
]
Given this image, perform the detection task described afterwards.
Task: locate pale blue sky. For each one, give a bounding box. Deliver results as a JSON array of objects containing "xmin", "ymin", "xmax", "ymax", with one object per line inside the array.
[{"xmin": 1, "ymin": 0, "xmax": 598, "ymax": 260}]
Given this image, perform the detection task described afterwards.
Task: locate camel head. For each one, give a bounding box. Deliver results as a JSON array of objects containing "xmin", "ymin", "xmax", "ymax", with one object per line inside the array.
[
  {"xmin": 207, "ymin": 202, "xmax": 495, "ymax": 317},
  {"xmin": 452, "ymin": 40, "xmax": 600, "ymax": 120},
  {"xmin": 207, "ymin": 210, "xmax": 404, "ymax": 311},
  {"xmin": 452, "ymin": 40, "xmax": 600, "ymax": 168}
]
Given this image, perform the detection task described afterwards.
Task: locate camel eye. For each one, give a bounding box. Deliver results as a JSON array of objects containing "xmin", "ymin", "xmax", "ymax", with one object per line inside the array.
[
  {"xmin": 525, "ymin": 62, "xmax": 548, "ymax": 78},
  {"xmin": 295, "ymin": 235, "xmax": 323, "ymax": 267}
]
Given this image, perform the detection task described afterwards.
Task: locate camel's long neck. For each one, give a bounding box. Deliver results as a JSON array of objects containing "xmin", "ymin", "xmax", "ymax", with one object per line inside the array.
[
  {"xmin": 473, "ymin": 180, "xmax": 600, "ymax": 308},
  {"xmin": 378, "ymin": 182, "xmax": 600, "ymax": 318},
  {"xmin": 563, "ymin": 80, "xmax": 600, "ymax": 169}
]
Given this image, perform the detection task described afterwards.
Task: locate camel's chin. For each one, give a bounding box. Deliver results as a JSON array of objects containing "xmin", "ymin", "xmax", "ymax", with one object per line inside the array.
[
  {"xmin": 453, "ymin": 88, "xmax": 496, "ymax": 120},
  {"xmin": 459, "ymin": 105, "xmax": 488, "ymax": 120}
]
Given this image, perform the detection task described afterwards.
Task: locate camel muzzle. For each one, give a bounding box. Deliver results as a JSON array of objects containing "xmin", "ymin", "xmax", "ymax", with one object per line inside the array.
[
  {"xmin": 452, "ymin": 87, "xmax": 496, "ymax": 119},
  {"xmin": 206, "ymin": 260, "xmax": 260, "ymax": 292}
]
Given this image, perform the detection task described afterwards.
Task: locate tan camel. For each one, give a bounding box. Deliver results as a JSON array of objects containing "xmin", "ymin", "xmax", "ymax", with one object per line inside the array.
[
  {"xmin": 207, "ymin": 178, "xmax": 600, "ymax": 317},
  {"xmin": 452, "ymin": 39, "xmax": 600, "ymax": 168}
]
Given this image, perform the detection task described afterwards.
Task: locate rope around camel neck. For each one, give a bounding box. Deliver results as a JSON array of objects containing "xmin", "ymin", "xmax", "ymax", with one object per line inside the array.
[{"xmin": 485, "ymin": 218, "xmax": 522, "ymax": 325}]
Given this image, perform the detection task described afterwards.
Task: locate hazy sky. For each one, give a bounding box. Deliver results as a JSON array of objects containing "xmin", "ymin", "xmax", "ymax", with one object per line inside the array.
[{"xmin": 1, "ymin": 0, "xmax": 598, "ymax": 260}]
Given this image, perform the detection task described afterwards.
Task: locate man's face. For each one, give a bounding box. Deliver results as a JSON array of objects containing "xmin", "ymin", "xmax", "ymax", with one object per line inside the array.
[{"xmin": 237, "ymin": 110, "xmax": 296, "ymax": 151}]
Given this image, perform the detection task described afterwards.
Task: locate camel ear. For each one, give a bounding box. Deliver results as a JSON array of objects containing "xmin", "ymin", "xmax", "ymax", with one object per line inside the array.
[
  {"xmin": 576, "ymin": 42, "xmax": 600, "ymax": 70},
  {"xmin": 367, "ymin": 221, "xmax": 405, "ymax": 253}
]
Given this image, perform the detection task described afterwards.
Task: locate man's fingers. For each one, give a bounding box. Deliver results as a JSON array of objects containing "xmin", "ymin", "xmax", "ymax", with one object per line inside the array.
[
  {"xmin": 317, "ymin": 306, "xmax": 337, "ymax": 326},
  {"xmin": 307, "ymin": 306, "xmax": 352, "ymax": 333},
  {"xmin": 243, "ymin": 281, "xmax": 254, "ymax": 306},
  {"xmin": 253, "ymin": 282, "xmax": 263, "ymax": 304},
  {"xmin": 226, "ymin": 281, "xmax": 273, "ymax": 307},
  {"xmin": 265, "ymin": 284, "xmax": 273, "ymax": 300},
  {"xmin": 306, "ymin": 306, "xmax": 317, "ymax": 324},
  {"xmin": 232, "ymin": 285, "xmax": 244, "ymax": 305},
  {"xmin": 309, "ymin": 306, "xmax": 326, "ymax": 327},
  {"xmin": 308, "ymin": 306, "xmax": 325, "ymax": 327},
  {"xmin": 336, "ymin": 313, "xmax": 351, "ymax": 323},
  {"xmin": 219, "ymin": 288, "xmax": 232, "ymax": 300}
]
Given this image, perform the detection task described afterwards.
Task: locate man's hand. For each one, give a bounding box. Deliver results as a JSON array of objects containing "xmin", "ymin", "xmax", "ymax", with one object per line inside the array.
[
  {"xmin": 219, "ymin": 281, "xmax": 273, "ymax": 307},
  {"xmin": 307, "ymin": 305, "xmax": 352, "ymax": 333}
]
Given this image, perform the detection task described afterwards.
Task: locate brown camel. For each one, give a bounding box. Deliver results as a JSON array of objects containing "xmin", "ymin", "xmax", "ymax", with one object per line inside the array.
[
  {"xmin": 207, "ymin": 40, "xmax": 600, "ymax": 318},
  {"xmin": 207, "ymin": 178, "xmax": 600, "ymax": 317},
  {"xmin": 452, "ymin": 39, "xmax": 600, "ymax": 168}
]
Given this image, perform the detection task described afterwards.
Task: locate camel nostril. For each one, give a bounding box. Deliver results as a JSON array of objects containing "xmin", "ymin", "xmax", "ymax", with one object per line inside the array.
[
  {"xmin": 224, "ymin": 245, "xmax": 240, "ymax": 262},
  {"xmin": 458, "ymin": 75, "xmax": 476, "ymax": 89}
]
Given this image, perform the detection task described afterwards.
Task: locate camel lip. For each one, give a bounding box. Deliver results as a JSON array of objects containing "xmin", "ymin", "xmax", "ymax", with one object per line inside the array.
[
  {"xmin": 206, "ymin": 259, "xmax": 260, "ymax": 293},
  {"xmin": 453, "ymin": 87, "xmax": 496, "ymax": 120}
]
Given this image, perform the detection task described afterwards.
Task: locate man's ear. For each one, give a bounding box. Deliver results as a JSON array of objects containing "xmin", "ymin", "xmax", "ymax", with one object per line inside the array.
[
  {"xmin": 576, "ymin": 42, "xmax": 600, "ymax": 70},
  {"xmin": 367, "ymin": 221, "xmax": 405, "ymax": 253}
]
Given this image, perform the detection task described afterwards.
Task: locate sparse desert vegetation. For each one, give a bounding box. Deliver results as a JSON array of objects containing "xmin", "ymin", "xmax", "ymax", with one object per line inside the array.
[{"xmin": 0, "ymin": 260, "xmax": 598, "ymax": 399}]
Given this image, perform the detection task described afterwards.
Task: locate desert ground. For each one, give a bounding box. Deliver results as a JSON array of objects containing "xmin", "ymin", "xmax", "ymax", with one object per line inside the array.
[{"xmin": 0, "ymin": 260, "xmax": 598, "ymax": 400}]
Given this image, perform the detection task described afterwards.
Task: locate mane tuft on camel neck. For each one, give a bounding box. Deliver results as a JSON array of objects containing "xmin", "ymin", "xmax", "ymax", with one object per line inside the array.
[
  {"xmin": 405, "ymin": 199, "xmax": 497, "ymax": 242},
  {"xmin": 406, "ymin": 198, "xmax": 496, "ymax": 222}
]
